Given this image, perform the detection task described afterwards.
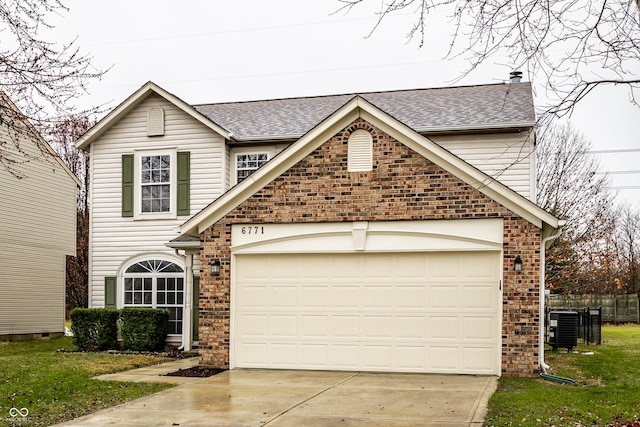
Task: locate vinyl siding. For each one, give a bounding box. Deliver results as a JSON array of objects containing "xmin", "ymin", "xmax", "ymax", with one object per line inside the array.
[
  {"xmin": 0, "ymin": 117, "xmax": 77, "ymax": 336},
  {"xmin": 88, "ymin": 94, "xmax": 223, "ymax": 307},
  {"xmin": 430, "ymin": 132, "xmax": 535, "ymax": 201}
]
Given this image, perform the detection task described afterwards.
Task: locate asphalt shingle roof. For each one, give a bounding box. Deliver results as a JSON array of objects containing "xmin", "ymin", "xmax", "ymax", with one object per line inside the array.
[{"xmin": 193, "ymin": 82, "xmax": 534, "ymax": 140}]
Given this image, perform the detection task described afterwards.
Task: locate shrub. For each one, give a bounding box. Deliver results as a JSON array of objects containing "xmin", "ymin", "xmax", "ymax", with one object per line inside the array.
[
  {"xmin": 70, "ymin": 308, "xmax": 119, "ymax": 351},
  {"xmin": 119, "ymin": 308, "xmax": 169, "ymax": 352}
]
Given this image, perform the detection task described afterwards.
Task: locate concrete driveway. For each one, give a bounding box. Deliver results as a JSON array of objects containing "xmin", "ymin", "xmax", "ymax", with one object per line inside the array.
[{"xmin": 54, "ymin": 360, "xmax": 497, "ymax": 427}]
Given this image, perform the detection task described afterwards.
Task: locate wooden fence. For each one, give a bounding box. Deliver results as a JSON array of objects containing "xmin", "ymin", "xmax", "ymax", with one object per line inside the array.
[{"xmin": 548, "ymin": 294, "xmax": 639, "ymax": 324}]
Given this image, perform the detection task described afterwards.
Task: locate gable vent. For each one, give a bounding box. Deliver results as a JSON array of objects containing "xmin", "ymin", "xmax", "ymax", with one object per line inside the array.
[
  {"xmin": 348, "ymin": 129, "xmax": 373, "ymax": 172},
  {"xmin": 147, "ymin": 106, "xmax": 165, "ymax": 136}
]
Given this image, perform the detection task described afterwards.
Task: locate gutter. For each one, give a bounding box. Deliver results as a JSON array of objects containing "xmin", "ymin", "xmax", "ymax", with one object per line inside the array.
[
  {"xmin": 228, "ymin": 121, "xmax": 537, "ymax": 143},
  {"xmin": 539, "ymin": 220, "xmax": 566, "ymax": 374}
]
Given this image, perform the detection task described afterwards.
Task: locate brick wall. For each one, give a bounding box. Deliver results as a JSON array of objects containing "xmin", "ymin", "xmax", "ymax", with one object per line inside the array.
[{"xmin": 199, "ymin": 118, "xmax": 541, "ymax": 377}]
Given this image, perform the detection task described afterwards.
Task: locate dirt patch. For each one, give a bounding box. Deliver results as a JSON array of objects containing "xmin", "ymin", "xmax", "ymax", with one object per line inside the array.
[{"xmin": 164, "ymin": 366, "xmax": 226, "ymax": 377}]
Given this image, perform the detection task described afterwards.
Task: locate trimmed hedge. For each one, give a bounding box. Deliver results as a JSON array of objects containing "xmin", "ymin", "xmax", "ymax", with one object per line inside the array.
[
  {"xmin": 69, "ymin": 308, "xmax": 170, "ymax": 352},
  {"xmin": 120, "ymin": 308, "xmax": 170, "ymax": 352},
  {"xmin": 70, "ymin": 308, "xmax": 119, "ymax": 351}
]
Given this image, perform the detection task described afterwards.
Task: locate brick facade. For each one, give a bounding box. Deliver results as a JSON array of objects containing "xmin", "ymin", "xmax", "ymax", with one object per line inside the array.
[{"xmin": 199, "ymin": 118, "xmax": 541, "ymax": 377}]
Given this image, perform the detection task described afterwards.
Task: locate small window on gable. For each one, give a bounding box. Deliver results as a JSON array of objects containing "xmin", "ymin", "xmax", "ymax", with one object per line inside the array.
[
  {"xmin": 348, "ymin": 129, "xmax": 373, "ymax": 172},
  {"xmin": 147, "ymin": 106, "xmax": 164, "ymax": 136},
  {"xmin": 234, "ymin": 152, "xmax": 269, "ymax": 184}
]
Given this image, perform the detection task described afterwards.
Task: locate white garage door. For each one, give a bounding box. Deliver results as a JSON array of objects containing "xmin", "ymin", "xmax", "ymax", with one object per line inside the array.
[{"xmin": 233, "ymin": 251, "xmax": 500, "ymax": 375}]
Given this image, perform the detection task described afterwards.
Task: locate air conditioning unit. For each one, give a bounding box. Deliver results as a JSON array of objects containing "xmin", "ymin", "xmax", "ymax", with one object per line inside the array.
[{"xmin": 548, "ymin": 311, "xmax": 578, "ymax": 351}]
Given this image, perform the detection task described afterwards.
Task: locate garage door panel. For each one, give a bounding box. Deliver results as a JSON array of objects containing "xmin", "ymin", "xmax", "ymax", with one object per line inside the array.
[
  {"xmin": 301, "ymin": 286, "xmax": 328, "ymax": 308},
  {"xmin": 271, "ymin": 343, "xmax": 297, "ymax": 366},
  {"xmin": 363, "ymin": 286, "xmax": 394, "ymax": 309},
  {"xmin": 464, "ymin": 286, "xmax": 497, "ymax": 309},
  {"xmin": 332, "ymin": 286, "xmax": 359, "ymax": 308},
  {"xmin": 396, "ymin": 285, "xmax": 426, "ymax": 309},
  {"xmin": 240, "ymin": 286, "xmax": 268, "ymax": 309},
  {"xmin": 271, "ymin": 315, "xmax": 297, "ymax": 337},
  {"xmin": 430, "ymin": 286, "xmax": 460, "ymax": 309},
  {"xmin": 331, "ymin": 345, "xmax": 360, "ymax": 368},
  {"xmin": 363, "ymin": 345, "xmax": 393, "ymax": 369},
  {"xmin": 238, "ymin": 314, "xmax": 267, "ymax": 337},
  {"xmin": 362, "ymin": 315, "xmax": 393, "ymax": 339},
  {"xmin": 429, "ymin": 316, "xmax": 461, "ymax": 340},
  {"xmin": 430, "ymin": 346, "xmax": 462, "ymax": 371},
  {"xmin": 463, "ymin": 316, "xmax": 495, "ymax": 340},
  {"xmin": 301, "ymin": 344, "xmax": 328, "ymax": 367},
  {"xmin": 234, "ymin": 252, "xmax": 500, "ymax": 374},
  {"xmin": 396, "ymin": 316, "xmax": 425, "ymax": 340},
  {"xmin": 301, "ymin": 315, "xmax": 328, "ymax": 338},
  {"xmin": 331, "ymin": 315, "xmax": 359, "ymax": 338},
  {"xmin": 271, "ymin": 286, "xmax": 297, "ymax": 308},
  {"xmin": 463, "ymin": 347, "xmax": 496, "ymax": 373}
]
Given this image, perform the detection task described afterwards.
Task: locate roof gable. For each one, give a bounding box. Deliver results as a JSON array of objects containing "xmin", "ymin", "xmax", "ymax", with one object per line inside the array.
[
  {"xmin": 180, "ymin": 96, "xmax": 557, "ymax": 237},
  {"xmin": 75, "ymin": 81, "xmax": 231, "ymax": 150},
  {"xmin": 0, "ymin": 92, "xmax": 81, "ymax": 186}
]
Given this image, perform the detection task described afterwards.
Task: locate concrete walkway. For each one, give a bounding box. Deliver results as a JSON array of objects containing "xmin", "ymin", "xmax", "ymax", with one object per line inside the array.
[{"xmin": 53, "ymin": 360, "xmax": 497, "ymax": 427}]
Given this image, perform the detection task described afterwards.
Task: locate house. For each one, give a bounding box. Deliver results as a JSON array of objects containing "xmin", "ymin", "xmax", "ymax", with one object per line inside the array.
[
  {"xmin": 76, "ymin": 78, "xmax": 560, "ymax": 377},
  {"xmin": 0, "ymin": 93, "xmax": 80, "ymax": 340}
]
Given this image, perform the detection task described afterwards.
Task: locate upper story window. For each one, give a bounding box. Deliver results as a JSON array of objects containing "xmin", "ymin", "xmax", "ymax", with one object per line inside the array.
[
  {"xmin": 234, "ymin": 151, "xmax": 269, "ymax": 184},
  {"xmin": 141, "ymin": 154, "xmax": 171, "ymax": 213},
  {"xmin": 122, "ymin": 150, "xmax": 190, "ymax": 219},
  {"xmin": 135, "ymin": 150, "xmax": 176, "ymax": 218}
]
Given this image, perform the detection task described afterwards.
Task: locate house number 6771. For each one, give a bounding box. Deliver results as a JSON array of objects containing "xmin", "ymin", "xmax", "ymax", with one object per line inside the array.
[{"xmin": 241, "ymin": 226, "xmax": 264, "ymax": 235}]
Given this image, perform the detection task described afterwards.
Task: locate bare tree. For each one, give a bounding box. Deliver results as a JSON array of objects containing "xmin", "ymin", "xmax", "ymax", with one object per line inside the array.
[
  {"xmin": 0, "ymin": 0, "xmax": 105, "ymax": 176},
  {"xmin": 48, "ymin": 115, "xmax": 93, "ymax": 316},
  {"xmin": 336, "ymin": 0, "xmax": 640, "ymax": 116},
  {"xmin": 536, "ymin": 123, "xmax": 617, "ymax": 293},
  {"xmin": 614, "ymin": 203, "xmax": 640, "ymax": 294}
]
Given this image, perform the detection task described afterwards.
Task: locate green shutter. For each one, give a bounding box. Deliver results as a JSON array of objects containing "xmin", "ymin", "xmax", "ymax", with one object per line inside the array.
[
  {"xmin": 121, "ymin": 154, "xmax": 134, "ymax": 217},
  {"xmin": 104, "ymin": 276, "xmax": 117, "ymax": 308},
  {"xmin": 192, "ymin": 275, "xmax": 199, "ymax": 341},
  {"xmin": 177, "ymin": 151, "xmax": 190, "ymax": 216}
]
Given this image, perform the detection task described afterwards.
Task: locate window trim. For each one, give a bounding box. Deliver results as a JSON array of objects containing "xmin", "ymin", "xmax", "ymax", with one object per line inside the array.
[
  {"xmin": 230, "ymin": 147, "xmax": 272, "ymax": 185},
  {"xmin": 134, "ymin": 149, "xmax": 177, "ymax": 220}
]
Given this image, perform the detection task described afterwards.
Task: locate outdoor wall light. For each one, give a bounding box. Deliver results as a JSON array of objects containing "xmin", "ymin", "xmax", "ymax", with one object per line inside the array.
[
  {"xmin": 212, "ymin": 260, "xmax": 221, "ymax": 276},
  {"xmin": 514, "ymin": 256, "xmax": 523, "ymax": 272}
]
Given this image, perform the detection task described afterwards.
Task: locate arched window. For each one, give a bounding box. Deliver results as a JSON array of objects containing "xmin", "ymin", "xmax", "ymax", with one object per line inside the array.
[{"xmin": 123, "ymin": 259, "xmax": 184, "ymax": 335}]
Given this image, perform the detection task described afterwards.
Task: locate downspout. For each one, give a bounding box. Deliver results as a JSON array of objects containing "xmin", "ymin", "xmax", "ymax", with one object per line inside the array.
[
  {"xmin": 174, "ymin": 249, "xmax": 194, "ymax": 352},
  {"xmin": 539, "ymin": 220, "xmax": 566, "ymax": 374}
]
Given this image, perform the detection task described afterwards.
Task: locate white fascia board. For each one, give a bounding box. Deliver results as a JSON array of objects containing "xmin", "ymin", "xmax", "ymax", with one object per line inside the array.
[
  {"xmin": 356, "ymin": 98, "xmax": 558, "ymax": 230},
  {"xmin": 75, "ymin": 81, "xmax": 231, "ymax": 150},
  {"xmin": 180, "ymin": 97, "xmax": 362, "ymax": 237}
]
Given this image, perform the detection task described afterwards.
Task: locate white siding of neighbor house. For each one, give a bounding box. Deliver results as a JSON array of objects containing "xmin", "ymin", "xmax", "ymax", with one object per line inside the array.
[
  {"xmin": 430, "ymin": 132, "xmax": 535, "ymax": 201},
  {"xmin": 0, "ymin": 118, "xmax": 77, "ymax": 336},
  {"xmin": 87, "ymin": 94, "xmax": 225, "ymax": 307}
]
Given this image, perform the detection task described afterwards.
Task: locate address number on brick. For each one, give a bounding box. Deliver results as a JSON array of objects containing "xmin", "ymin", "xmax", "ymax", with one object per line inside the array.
[{"xmin": 241, "ymin": 226, "xmax": 264, "ymax": 235}]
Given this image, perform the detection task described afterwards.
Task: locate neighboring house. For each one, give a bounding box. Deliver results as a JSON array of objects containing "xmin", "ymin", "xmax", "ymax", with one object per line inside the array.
[
  {"xmin": 76, "ymin": 77, "xmax": 560, "ymax": 377},
  {"xmin": 0, "ymin": 93, "xmax": 80, "ymax": 340}
]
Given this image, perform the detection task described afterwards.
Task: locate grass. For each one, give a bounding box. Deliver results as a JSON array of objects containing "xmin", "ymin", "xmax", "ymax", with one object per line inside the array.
[
  {"xmin": 485, "ymin": 325, "xmax": 640, "ymax": 427},
  {"xmin": 0, "ymin": 337, "xmax": 173, "ymax": 427}
]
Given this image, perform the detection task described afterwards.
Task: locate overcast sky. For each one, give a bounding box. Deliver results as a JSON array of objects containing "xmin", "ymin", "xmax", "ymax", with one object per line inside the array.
[{"xmin": 52, "ymin": 0, "xmax": 640, "ymax": 207}]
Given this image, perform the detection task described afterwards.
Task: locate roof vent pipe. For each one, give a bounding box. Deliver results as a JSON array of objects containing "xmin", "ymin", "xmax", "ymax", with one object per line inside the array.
[{"xmin": 510, "ymin": 71, "xmax": 523, "ymax": 83}]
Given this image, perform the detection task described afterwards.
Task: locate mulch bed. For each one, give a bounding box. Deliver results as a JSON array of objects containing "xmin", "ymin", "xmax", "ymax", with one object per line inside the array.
[{"xmin": 164, "ymin": 366, "xmax": 226, "ymax": 377}]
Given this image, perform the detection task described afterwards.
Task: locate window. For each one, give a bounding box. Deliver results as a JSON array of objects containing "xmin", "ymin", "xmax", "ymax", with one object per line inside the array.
[
  {"xmin": 123, "ymin": 259, "xmax": 185, "ymax": 335},
  {"xmin": 235, "ymin": 152, "xmax": 269, "ymax": 183},
  {"xmin": 141, "ymin": 154, "xmax": 171, "ymax": 213}
]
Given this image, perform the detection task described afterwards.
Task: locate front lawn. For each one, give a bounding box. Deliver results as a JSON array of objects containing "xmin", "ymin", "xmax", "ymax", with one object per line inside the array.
[
  {"xmin": 485, "ymin": 325, "xmax": 640, "ymax": 427},
  {"xmin": 1, "ymin": 337, "xmax": 173, "ymax": 426}
]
